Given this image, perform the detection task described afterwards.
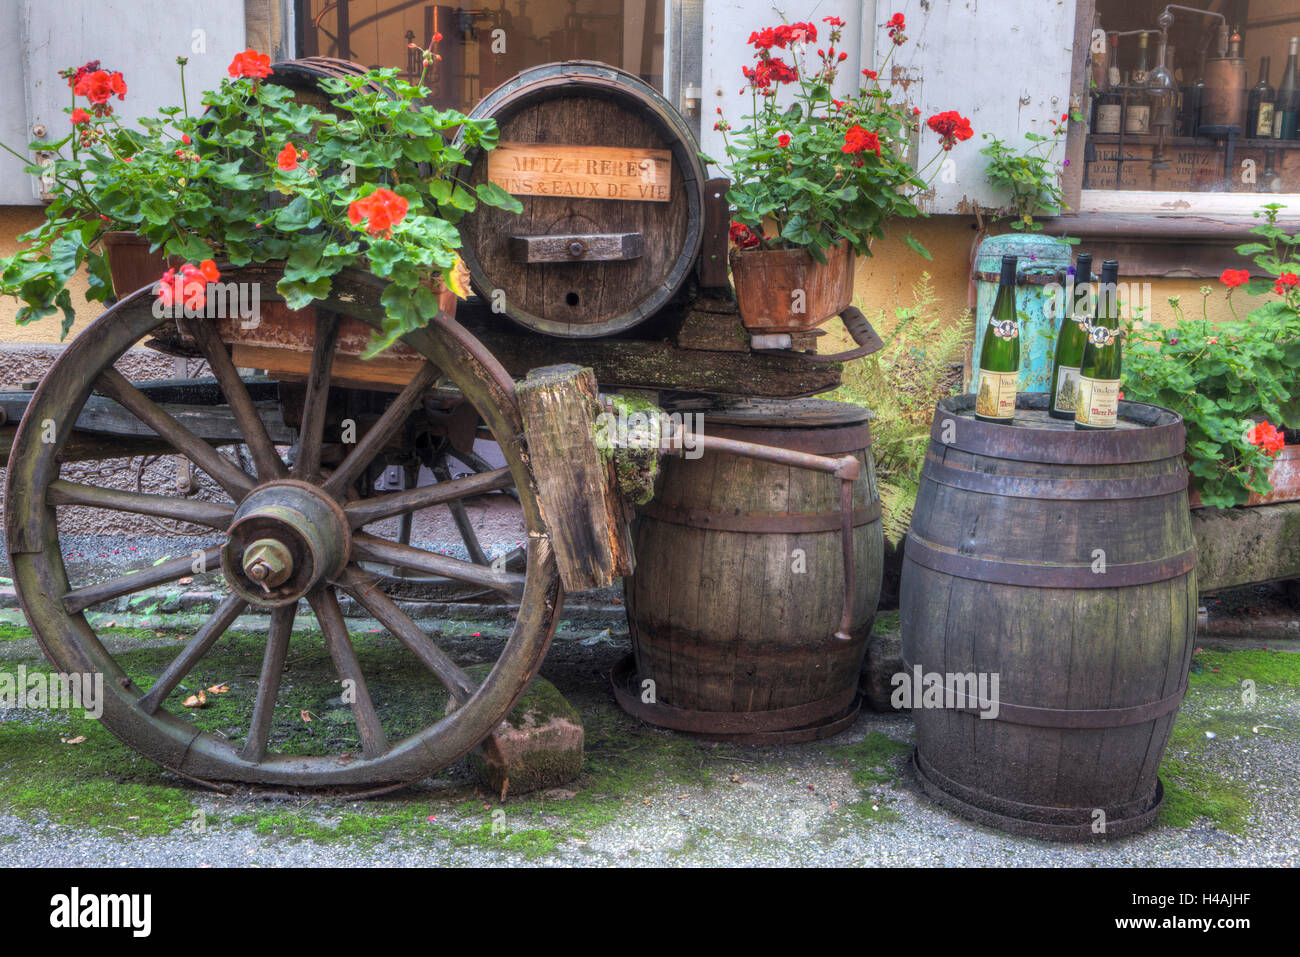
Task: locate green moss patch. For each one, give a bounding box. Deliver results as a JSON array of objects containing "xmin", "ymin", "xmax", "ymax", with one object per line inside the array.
[{"xmin": 1187, "ymin": 648, "xmax": 1300, "ymax": 691}]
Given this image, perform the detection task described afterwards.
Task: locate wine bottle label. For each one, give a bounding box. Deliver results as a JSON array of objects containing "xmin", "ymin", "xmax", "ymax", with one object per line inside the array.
[
  {"xmin": 1075, "ymin": 376, "xmax": 1120, "ymax": 428},
  {"xmin": 1133, "ymin": 69, "xmax": 1149, "ymax": 84},
  {"xmin": 1108, "ymin": 67, "xmax": 1121, "ymax": 87},
  {"xmin": 1053, "ymin": 365, "xmax": 1082, "ymax": 414},
  {"xmin": 976, "ymin": 370, "xmax": 1018, "ymax": 421},
  {"xmin": 1258, "ymin": 103, "xmax": 1275, "ymax": 136},
  {"xmin": 1125, "ymin": 105, "xmax": 1150, "ymax": 133},
  {"xmin": 1274, "ymin": 110, "xmax": 1287, "ymax": 139},
  {"xmin": 1096, "ymin": 104, "xmax": 1122, "ymax": 133}
]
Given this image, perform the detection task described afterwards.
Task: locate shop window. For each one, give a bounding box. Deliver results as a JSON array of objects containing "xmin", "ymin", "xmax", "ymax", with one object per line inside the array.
[
  {"xmin": 298, "ymin": 1, "xmax": 665, "ymax": 111},
  {"xmin": 1084, "ymin": 0, "xmax": 1300, "ymax": 198}
]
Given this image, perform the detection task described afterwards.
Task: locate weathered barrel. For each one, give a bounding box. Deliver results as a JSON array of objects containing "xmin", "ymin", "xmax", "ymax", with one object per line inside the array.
[
  {"xmin": 617, "ymin": 399, "xmax": 884, "ymax": 741},
  {"xmin": 459, "ymin": 61, "xmax": 706, "ymax": 338},
  {"xmin": 900, "ymin": 393, "xmax": 1197, "ymax": 841}
]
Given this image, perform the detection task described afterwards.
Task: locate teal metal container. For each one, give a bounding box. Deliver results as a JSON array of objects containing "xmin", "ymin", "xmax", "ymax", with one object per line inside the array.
[{"xmin": 971, "ymin": 234, "xmax": 1073, "ymax": 395}]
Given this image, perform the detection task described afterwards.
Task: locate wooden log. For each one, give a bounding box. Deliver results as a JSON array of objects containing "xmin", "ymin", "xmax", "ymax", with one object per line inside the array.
[{"xmin": 516, "ymin": 364, "xmax": 634, "ymax": 591}]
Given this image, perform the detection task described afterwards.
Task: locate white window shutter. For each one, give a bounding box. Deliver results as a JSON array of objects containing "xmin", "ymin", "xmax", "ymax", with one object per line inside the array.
[
  {"xmin": 0, "ymin": 0, "xmax": 247, "ymax": 205},
  {"xmin": 884, "ymin": 0, "xmax": 1079, "ymax": 214}
]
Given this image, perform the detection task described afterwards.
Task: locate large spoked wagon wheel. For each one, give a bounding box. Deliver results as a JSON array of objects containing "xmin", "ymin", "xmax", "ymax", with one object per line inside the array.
[{"xmin": 4, "ymin": 268, "xmax": 563, "ymax": 789}]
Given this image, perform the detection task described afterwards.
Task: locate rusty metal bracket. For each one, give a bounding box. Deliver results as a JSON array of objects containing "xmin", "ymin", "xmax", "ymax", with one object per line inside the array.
[{"xmin": 802, "ymin": 306, "xmax": 885, "ymax": 365}]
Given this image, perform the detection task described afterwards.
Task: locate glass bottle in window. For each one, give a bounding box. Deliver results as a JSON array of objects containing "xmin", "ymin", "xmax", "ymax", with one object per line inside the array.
[
  {"xmin": 1095, "ymin": 34, "xmax": 1123, "ymax": 134},
  {"xmin": 1125, "ymin": 34, "xmax": 1152, "ymax": 135},
  {"xmin": 1248, "ymin": 56, "xmax": 1276, "ymax": 139},
  {"xmin": 1274, "ymin": 37, "xmax": 1299, "ymax": 141},
  {"xmin": 1181, "ymin": 50, "xmax": 1207, "ymax": 137}
]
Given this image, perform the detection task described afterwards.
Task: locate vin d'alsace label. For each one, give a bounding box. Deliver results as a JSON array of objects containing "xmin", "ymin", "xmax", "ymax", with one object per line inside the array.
[
  {"xmin": 976, "ymin": 370, "xmax": 1018, "ymax": 421},
  {"xmin": 1075, "ymin": 376, "xmax": 1119, "ymax": 428}
]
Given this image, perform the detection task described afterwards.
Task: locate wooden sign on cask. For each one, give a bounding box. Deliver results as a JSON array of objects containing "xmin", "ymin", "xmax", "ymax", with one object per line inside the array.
[{"xmin": 488, "ymin": 142, "xmax": 673, "ymax": 202}]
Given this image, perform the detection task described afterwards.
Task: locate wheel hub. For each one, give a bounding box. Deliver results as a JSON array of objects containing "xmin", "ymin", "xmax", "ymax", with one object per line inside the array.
[{"xmin": 221, "ymin": 480, "xmax": 351, "ymax": 607}]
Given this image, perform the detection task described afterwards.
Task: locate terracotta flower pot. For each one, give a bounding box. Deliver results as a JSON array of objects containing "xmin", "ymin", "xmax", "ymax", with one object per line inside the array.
[
  {"xmin": 730, "ymin": 241, "xmax": 855, "ymax": 334},
  {"xmin": 1189, "ymin": 445, "xmax": 1300, "ymax": 508},
  {"xmin": 101, "ymin": 231, "xmax": 177, "ymax": 299}
]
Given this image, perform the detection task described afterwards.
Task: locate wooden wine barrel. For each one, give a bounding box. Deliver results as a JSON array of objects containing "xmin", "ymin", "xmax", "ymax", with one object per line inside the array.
[
  {"xmin": 458, "ymin": 61, "xmax": 706, "ymax": 338},
  {"xmin": 617, "ymin": 399, "xmax": 884, "ymax": 741},
  {"xmin": 900, "ymin": 393, "xmax": 1197, "ymax": 841}
]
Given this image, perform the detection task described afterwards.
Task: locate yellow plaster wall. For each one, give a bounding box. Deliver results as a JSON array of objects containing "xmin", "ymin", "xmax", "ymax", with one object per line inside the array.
[
  {"xmin": 0, "ymin": 205, "xmax": 97, "ymax": 343},
  {"xmin": 846, "ymin": 215, "xmax": 1239, "ymax": 339},
  {"xmin": 0, "ymin": 205, "xmax": 1247, "ymax": 351}
]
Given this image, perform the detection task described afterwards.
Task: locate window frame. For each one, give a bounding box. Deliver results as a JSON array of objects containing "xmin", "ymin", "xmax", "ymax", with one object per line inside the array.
[{"xmin": 1061, "ymin": 0, "xmax": 1300, "ymax": 270}]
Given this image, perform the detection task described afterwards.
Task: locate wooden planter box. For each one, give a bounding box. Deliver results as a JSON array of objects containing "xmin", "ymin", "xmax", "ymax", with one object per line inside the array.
[{"xmin": 1189, "ymin": 446, "xmax": 1300, "ymax": 508}]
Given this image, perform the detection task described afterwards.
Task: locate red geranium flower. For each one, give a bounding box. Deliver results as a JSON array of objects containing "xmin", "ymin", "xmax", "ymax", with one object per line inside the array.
[
  {"xmin": 823, "ymin": 16, "xmax": 845, "ymax": 27},
  {"xmin": 70, "ymin": 108, "xmax": 91, "ymax": 125},
  {"xmin": 432, "ymin": 31, "xmax": 443, "ymax": 43},
  {"xmin": 927, "ymin": 110, "xmax": 974, "ymax": 150},
  {"xmin": 74, "ymin": 70, "xmax": 127, "ymax": 105},
  {"xmin": 888, "ymin": 13, "xmax": 906, "ymax": 30},
  {"xmin": 729, "ymin": 221, "xmax": 762, "ymax": 250},
  {"xmin": 777, "ymin": 133, "xmax": 791, "ymax": 147},
  {"xmin": 277, "ymin": 142, "xmax": 304, "ymax": 171},
  {"xmin": 1246, "ymin": 421, "xmax": 1286, "ymax": 455},
  {"xmin": 1220, "ymin": 269, "xmax": 1251, "ymax": 288},
  {"xmin": 228, "ymin": 49, "xmax": 273, "ymax": 79},
  {"xmin": 842, "ymin": 125, "xmax": 882, "ymax": 157},
  {"xmin": 348, "ymin": 187, "xmax": 409, "ymax": 237},
  {"xmin": 862, "ymin": 68, "xmax": 878, "ymax": 80},
  {"xmin": 1273, "ymin": 272, "xmax": 1298, "ymax": 294},
  {"xmin": 65, "ymin": 60, "xmax": 101, "ymax": 89},
  {"xmin": 155, "ymin": 260, "xmax": 220, "ymax": 311}
]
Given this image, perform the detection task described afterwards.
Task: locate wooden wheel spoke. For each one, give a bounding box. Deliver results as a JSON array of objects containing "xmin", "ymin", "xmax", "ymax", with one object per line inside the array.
[
  {"xmin": 343, "ymin": 467, "xmax": 513, "ymax": 528},
  {"xmin": 351, "ymin": 533, "xmax": 525, "ymax": 599},
  {"xmin": 95, "ymin": 368, "xmax": 255, "ymax": 499},
  {"xmin": 307, "ymin": 587, "xmax": 389, "ymax": 759},
  {"xmin": 188, "ymin": 319, "xmax": 287, "ymax": 482},
  {"xmin": 292, "ymin": 310, "xmax": 340, "ymax": 483},
  {"xmin": 434, "ymin": 461, "xmax": 490, "ymax": 565},
  {"xmin": 239, "ymin": 605, "xmax": 295, "ymax": 763},
  {"xmin": 338, "ymin": 567, "xmax": 477, "ymax": 704},
  {"xmin": 63, "ymin": 546, "xmax": 222, "ymax": 615},
  {"xmin": 47, "ymin": 479, "xmax": 235, "ymax": 529},
  {"xmin": 137, "ymin": 593, "xmax": 247, "ymax": 715},
  {"xmin": 322, "ymin": 363, "xmax": 439, "ymax": 498}
]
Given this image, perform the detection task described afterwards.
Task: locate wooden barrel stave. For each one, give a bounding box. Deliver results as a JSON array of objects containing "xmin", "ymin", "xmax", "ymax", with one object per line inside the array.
[{"xmin": 901, "ymin": 393, "xmax": 1196, "ymax": 838}]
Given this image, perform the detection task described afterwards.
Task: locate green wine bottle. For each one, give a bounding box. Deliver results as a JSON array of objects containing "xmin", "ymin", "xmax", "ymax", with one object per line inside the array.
[
  {"xmin": 1075, "ymin": 259, "xmax": 1123, "ymax": 431},
  {"xmin": 975, "ymin": 255, "xmax": 1020, "ymax": 424},
  {"xmin": 1049, "ymin": 253, "xmax": 1093, "ymax": 420}
]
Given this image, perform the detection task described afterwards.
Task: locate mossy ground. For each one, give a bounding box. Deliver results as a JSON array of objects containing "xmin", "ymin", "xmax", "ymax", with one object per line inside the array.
[
  {"xmin": 1156, "ymin": 647, "xmax": 1300, "ymax": 833},
  {"xmin": 0, "ymin": 616, "xmax": 1296, "ymax": 857}
]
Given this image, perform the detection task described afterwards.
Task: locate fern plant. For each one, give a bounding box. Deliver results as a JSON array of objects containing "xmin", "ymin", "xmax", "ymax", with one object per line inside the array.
[{"xmin": 831, "ymin": 275, "xmax": 971, "ymax": 546}]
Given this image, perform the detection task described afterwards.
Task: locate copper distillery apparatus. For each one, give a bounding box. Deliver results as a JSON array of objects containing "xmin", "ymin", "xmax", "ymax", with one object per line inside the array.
[{"xmin": 1203, "ymin": 30, "xmax": 1247, "ymax": 129}]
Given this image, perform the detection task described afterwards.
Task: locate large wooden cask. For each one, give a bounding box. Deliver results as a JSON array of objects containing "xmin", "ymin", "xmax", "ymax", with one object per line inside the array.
[
  {"xmin": 617, "ymin": 399, "xmax": 884, "ymax": 741},
  {"xmin": 900, "ymin": 394, "xmax": 1197, "ymax": 841},
  {"xmin": 458, "ymin": 61, "xmax": 706, "ymax": 338}
]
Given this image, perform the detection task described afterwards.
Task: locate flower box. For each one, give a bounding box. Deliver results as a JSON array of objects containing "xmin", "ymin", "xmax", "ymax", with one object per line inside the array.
[{"xmin": 1189, "ymin": 446, "xmax": 1300, "ymax": 508}]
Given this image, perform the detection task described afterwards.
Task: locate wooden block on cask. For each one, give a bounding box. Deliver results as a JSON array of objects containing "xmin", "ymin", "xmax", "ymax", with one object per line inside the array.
[{"xmin": 516, "ymin": 363, "xmax": 634, "ymax": 591}]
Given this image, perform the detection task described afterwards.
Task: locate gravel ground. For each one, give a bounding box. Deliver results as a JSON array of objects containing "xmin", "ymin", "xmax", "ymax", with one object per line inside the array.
[{"xmin": 1, "ymin": 616, "xmax": 1296, "ymax": 868}]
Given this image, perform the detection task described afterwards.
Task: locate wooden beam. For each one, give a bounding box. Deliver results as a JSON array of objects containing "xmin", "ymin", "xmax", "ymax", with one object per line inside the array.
[{"xmin": 516, "ymin": 364, "xmax": 634, "ymax": 591}]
